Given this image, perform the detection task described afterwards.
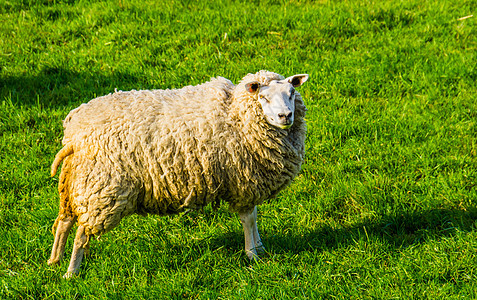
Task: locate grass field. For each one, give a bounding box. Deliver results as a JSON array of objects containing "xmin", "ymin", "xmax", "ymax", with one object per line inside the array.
[{"xmin": 1, "ymin": 0, "xmax": 476, "ymax": 298}]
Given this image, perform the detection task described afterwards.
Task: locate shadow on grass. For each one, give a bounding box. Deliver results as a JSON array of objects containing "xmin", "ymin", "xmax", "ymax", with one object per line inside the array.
[
  {"xmin": 41, "ymin": 208, "xmax": 477, "ymax": 279},
  {"xmin": 209, "ymin": 208, "xmax": 477, "ymax": 256},
  {"xmin": 0, "ymin": 67, "xmax": 148, "ymax": 107}
]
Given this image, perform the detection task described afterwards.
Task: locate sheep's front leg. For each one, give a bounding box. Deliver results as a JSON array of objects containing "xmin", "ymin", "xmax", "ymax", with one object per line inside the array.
[
  {"xmin": 64, "ymin": 224, "xmax": 90, "ymax": 278},
  {"xmin": 251, "ymin": 207, "xmax": 265, "ymax": 254},
  {"xmin": 239, "ymin": 206, "xmax": 263, "ymax": 260}
]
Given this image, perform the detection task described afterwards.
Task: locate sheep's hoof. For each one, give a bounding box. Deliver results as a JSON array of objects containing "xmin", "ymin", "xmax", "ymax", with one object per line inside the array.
[
  {"xmin": 46, "ymin": 257, "xmax": 61, "ymax": 266},
  {"xmin": 246, "ymin": 251, "xmax": 261, "ymax": 262},
  {"xmin": 63, "ymin": 271, "xmax": 77, "ymax": 279},
  {"xmin": 255, "ymin": 244, "xmax": 266, "ymax": 254}
]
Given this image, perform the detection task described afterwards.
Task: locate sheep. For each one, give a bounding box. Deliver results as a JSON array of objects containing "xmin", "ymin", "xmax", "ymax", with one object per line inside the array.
[{"xmin": 48, "ymin": 70, "xmax": 309, "ymax": 278}]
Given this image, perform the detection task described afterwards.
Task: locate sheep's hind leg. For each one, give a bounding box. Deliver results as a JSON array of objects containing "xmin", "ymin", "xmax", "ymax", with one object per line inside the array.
[
  {"xmin": 48, "ymin": 215, "xmax": 75, "ymax": 265},
  {"xmin": 239, "ymin": 206, "xmax": 263, "ymax": 261},
  {"xmin": 63, "ymin": 224, "xmax": 90, "ymax": 279}
]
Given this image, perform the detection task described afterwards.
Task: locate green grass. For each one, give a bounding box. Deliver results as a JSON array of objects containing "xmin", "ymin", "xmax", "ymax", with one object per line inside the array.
[{"xmin": 1, "ymin": 0, "xmax": 476, "ymax": 298}]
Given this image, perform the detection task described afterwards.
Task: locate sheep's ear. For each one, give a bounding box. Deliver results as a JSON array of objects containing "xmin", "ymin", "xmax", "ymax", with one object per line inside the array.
[
  {"xmin": 245, "ymin": 81, "xmax": 261, "ymax": 93},
  {"xmin": 287, "ymin": 74, "xmax": 309, "ymax": 87}
]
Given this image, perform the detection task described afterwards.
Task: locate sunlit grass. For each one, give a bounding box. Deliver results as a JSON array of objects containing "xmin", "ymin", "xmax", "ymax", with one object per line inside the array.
[{"xmin": 1, "ymin": 0, "xmax": 476, "ymax": 298}]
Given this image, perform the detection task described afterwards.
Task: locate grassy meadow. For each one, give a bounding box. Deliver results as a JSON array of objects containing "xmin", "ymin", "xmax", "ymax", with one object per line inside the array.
[{"xmin": 1, "ymin": 0, "xmax": 476, "ymax": 298}]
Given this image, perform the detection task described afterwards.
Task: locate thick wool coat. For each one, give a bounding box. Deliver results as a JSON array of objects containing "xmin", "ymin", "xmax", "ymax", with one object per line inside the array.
[{"xmin": 51, "ymin": 71, "xmax": 307, "ymax": 236}]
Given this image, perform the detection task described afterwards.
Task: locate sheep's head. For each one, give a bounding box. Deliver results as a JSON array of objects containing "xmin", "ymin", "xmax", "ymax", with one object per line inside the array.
[{"xmin": 245, "ymin": 74, "xmax": 309, "ymax": 130}]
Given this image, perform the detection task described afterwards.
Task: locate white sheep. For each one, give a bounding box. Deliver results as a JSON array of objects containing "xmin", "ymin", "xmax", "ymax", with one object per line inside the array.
[{"xmin": 48, "ymin": 70, "xmax": 309, "ymax": 277}]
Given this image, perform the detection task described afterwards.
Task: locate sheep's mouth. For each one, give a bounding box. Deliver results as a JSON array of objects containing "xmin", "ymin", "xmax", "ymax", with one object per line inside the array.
[
  {"xmin": 277, "ymin": 123, "xmax": 293, "ymax": 130},
  {"xmin": 266, "ymin": 116, "xmax": 293, "ymax": 130}
]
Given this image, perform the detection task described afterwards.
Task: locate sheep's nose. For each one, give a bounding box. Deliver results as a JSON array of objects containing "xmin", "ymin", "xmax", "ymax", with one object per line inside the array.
[{"xmin": 278, "ymin": 111, "xmax": 293, "ymax": 121}]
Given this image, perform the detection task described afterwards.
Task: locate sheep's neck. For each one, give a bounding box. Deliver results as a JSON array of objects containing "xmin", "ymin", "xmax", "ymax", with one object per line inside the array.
[{"xmin": 222, "ymin": 95, "xmax": 303, "ymax": 207}]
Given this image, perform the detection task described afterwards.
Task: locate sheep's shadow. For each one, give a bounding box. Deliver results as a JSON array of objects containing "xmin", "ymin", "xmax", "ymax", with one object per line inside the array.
[
  {"xmin": 207, "ymin": 208, "xmax": 477, "ymax": 256},
  {"xmin": 0, "ymin": 66, "xmax": 149, "ymax": 107}
]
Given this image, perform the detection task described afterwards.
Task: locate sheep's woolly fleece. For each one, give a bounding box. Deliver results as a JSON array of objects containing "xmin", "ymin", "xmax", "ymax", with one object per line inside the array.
[{"xmin": 51, "ymin": 70, "xmax": 307, "ymax": 237}]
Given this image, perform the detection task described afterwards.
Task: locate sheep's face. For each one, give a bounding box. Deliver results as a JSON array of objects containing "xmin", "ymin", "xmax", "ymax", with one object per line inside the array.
[{"xmin": 246, "ymin": 74, "xmax": 309, "ymax": 130}]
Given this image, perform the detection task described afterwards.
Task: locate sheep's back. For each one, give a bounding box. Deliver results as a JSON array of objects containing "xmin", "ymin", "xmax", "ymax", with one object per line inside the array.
[{"xmin": 62, "ymin": 78, "xmax": 234, "ymax": 223}]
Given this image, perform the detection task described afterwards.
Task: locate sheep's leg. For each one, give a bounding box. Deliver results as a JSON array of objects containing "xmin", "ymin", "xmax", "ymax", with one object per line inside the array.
[
  {"xmin": 48, "ymin": 215, "xmax": 75, "ymax": 265},
  {"xmin": 64, "ymin": 225, "xmax": 89, "ymax": 278},
  {"xmin": 251, "ymin": 207, "xmax": 265, "ymax": 254},
  {"xmin": 239, "ymin": 206, "xmax": 261, "ymax": 260}
]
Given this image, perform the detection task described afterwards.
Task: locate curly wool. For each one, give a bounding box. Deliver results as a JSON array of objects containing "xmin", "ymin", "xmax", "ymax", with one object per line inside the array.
[{"xmin": 52, "ymin": 70, "xmax": 307, "ymax": 236}]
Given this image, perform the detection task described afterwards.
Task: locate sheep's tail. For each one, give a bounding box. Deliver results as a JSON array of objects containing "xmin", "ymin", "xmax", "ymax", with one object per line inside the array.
[{"xmin": 51, "ymin": 144, "xmax": 74, "ymax": 177}]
